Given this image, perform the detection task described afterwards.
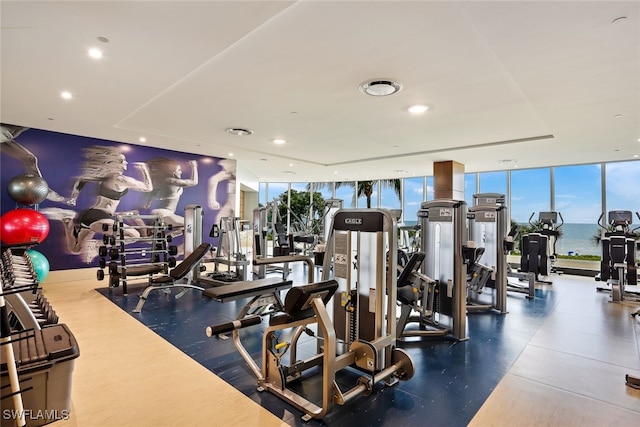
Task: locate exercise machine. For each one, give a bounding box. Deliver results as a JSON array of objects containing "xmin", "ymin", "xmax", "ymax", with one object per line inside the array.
[
  {"xmin": 205, "ymin": 209, "xmax": 415, "ymax": 421},
  {"xmin": 252, "ymin": 199, "xmax": 293, "ymax": 278},
  {"xmin": 399, "ymin": 199, "xmax": 468, "ymax": 340},
  {"xmin": 207, "ymin": 216, "xmax": 250, "ymax": 282},
  {"xmin": 469, "ymin": 193, "xmax": 535, "ymax": 301},
  {"xmin": 320, "ymin": 208, "xmax": 414, "ymax": 368},
  {"xmin": 466, "ymin": 193, "xmax": 509, "ymax": 313},
  {"xmin": 520, "ymin": 211, "xmax": 564, "ymax": 284},
  {"xmin": 504, "ymin": 225, "xmax": 536, "ymax": 299},
  {"xmin": 595, "ymin": 210, "xmax": 640, "ymax": 302}
]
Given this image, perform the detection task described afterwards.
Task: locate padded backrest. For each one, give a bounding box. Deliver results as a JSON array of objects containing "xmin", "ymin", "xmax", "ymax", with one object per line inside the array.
[
  {"xmin": 274, "ymin": 222, "xmax": 288, "ymax": 245},
  {"xmin": 397, "ymin": 252, "xmax": 425, "ymax": 288},
  {"xmin": 284, "ymin": 280, "xmax": 338, "ymax": 315},
  {"xmin": 170, "ymin": 243, "xmax": 212, "ymax": 280}
]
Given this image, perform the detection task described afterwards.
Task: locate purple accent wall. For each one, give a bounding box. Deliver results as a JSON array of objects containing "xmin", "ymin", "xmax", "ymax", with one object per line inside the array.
[{"xmin": 1, "ymin": 126, "xmax": 233, "ymax": 270}]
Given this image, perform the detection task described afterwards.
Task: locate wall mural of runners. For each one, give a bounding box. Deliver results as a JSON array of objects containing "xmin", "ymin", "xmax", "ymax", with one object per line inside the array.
[{"xmin": 0, "ymin": 124, "xmax": 235, "ymax": 271}]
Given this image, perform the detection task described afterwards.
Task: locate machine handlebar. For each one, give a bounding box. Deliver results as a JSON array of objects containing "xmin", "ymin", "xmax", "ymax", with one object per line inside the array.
[
  {"xmin": 206, "ymin": 314, "xmax": 262, "ymax": 337},
  {"xmin": 597, "ymin": 212, "xmax": 607, "ymax": 230}
]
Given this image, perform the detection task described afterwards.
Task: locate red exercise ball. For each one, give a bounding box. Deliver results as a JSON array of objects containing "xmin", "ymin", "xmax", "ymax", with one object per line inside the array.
[{"xmin": 0, "ymin": 208, "xmax": 50, "ymax": 245}]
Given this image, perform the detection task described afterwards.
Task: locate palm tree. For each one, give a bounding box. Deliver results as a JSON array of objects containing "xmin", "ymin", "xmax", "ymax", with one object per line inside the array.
[{"xmin": 333, "ymin": 179, "xmax": 402, "ymax": 208}]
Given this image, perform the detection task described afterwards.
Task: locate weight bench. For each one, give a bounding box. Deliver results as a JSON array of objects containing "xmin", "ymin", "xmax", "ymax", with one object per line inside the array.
[{"xmin": 133, "ymin": 243, "xmax": 211, "ymax": 312}]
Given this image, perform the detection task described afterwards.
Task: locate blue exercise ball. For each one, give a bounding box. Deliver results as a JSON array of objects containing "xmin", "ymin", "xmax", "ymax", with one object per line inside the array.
[{"xmin": 27, "ymin": 249, "xmax": 50, "ymax": 282}]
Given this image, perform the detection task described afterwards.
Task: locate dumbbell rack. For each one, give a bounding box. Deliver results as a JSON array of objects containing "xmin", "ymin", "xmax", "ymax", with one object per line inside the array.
[
  {"xmin": 96, "ymin": 214, "xmax": 178, "ymax": 295},
  {"xmin": 1, "ymin": 247, "xmax": 41, "ymax": 427},
  {"xmin": 1, "ymin": 248, "xmax": 58, "ymax": 332}
]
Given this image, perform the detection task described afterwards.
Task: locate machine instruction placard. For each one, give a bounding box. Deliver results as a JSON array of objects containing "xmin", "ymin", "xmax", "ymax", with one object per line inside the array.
[{"xmin": 334, "ymin": 233, "xmax": 348, "ymax": 278}]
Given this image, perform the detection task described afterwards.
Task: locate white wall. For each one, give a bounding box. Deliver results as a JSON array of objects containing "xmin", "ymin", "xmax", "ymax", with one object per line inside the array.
[{"xmin": 237, "ymin": 161, "xmax": 260, "ymax": 220}]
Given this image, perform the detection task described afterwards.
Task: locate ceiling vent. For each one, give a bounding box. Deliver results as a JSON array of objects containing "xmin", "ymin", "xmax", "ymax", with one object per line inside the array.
[
  {"xmin": 226, "ymin": 127, "xmax": 253, "ymax": 136},
  {"xmin": 359, "ymin": 79, "xmax": 403, "ymax": 96}
]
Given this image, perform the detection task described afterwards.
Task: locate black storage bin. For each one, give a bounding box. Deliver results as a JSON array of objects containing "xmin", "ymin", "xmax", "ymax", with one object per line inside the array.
[{"xmin": 1, "ymin": 324, "xmax": 79, "ymax": 427}]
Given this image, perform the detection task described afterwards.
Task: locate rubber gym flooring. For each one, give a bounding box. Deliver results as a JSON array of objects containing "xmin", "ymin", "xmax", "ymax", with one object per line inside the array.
[{"xmin": 95, "ymin": 266, "xmax": 562, "ymax": 427}]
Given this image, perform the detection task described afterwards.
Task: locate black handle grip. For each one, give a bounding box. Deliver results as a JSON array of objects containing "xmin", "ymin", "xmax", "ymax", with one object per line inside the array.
[{"xmin": 206, "ymin": 314, "xmax": 261, "ymax": 337}]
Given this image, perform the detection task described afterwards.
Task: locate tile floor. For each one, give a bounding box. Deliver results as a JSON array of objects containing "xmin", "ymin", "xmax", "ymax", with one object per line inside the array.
[{"xmin": 31, "ymin": 267, "xmax": 640, "ymax": 426}]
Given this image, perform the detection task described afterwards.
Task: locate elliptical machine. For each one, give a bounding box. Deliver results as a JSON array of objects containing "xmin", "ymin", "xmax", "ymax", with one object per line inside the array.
[
  {"xmin": 520, "ymin": 211, "xmax": 564, "ymax": 284},
  {"xmin": 595, "ymin": 210, "xmax": 640, "ymax": 302}
]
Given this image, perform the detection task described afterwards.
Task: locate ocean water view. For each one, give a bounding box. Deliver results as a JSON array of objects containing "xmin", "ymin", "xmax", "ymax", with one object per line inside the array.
[
  {"xmin": 553, "ymin": 223, "xmax": 602, "ymax": 256},
  {"xmin": 402, "ymin": 221, "xmax": 605, "ymax": 256}
]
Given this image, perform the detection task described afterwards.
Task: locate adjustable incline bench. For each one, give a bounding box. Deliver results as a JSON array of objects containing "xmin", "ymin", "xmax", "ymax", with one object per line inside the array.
[{"xmin": 133, "ymin": 242, "xmax": 212, "ymax": 312}]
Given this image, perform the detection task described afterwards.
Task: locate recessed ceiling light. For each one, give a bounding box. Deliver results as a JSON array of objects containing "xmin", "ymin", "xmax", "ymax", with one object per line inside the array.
[
  {"xmin": 633, "ymin": 154, "xmax": 639, "ymax": 158},
  {"xmin": 358, "ymin": 79, "xmax": 403, "ymax": 96},
  {"xmin": 60, "ymin": 91, "xmax": 72, "ymax": 99},
  {"xmin": 229, "ymin": 153, "xmax": 234, "ymax": 157},
  {"xmin": 283, "ymin": 170, "xmax": 296, "ymax": 175},
  {"xmin": 614, "ymin": 114, "xmax": 623, "ymax": 118},
  {"xmin": 97, "ymin": 36, "xmax": 109, "ymax": 43},
  {"xmin": 273, "ymin": 139, "xmax": 286, "ymax": 145},
  {"xmin": 88, "ymin": 48, "xmax": 103, "ymax": 59},
  {"xmin": 139, "ymin": 137, "xmax": 146, "ymax": 143},
  {"xmin": 226, "ymin": 127, "xmax": 253, "ymax": 136},
  {"xmin": 408, "ymin": 105, "xmax": 429, "ymax": 114}
]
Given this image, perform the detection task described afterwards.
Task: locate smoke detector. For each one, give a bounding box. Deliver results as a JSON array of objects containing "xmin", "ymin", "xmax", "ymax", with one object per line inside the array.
[{"xmin": 358, "ymin": 79, "xmax": 403, "ymax": 96}]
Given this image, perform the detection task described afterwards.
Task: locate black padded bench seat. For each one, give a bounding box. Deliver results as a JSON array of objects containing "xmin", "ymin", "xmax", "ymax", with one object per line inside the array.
[
  {"xmin": 203, "ymin": 277, "xmax": 293, "ymax": 303},
  {"xmin": 270, "ymin": 280, "xmax": 338, "ymax": 326},
  {"xmin": 118, "ymin": 264, "xmax": 165, "ymax": 276}
]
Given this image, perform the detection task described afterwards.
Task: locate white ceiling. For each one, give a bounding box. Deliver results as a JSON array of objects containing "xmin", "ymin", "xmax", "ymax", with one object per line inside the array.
[{"xmin": 1, "ymin": 1, "xmax": 638, "ymax": 183}]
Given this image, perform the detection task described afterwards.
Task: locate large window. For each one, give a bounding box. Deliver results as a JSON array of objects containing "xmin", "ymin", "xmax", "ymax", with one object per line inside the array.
[
  {"xmin": 554, "ymin": 164, "xmax": 602, "ymax": 256},
  {"xmin": 478, "ymin": 171, "xmax": 507, "ymax": 197},
  {"xmin": 379, "ymin": 180, "xmax": 402, "ymax": 211},
  {"xmin": 265, "ymin": 182, "xmax": 288, "ymax": 203},
  {"xmin": 426, "ymin": 176, "xmax": 434, "ymax": 201},
  {"xmin": 605, "ymin": 160, "xmax": 640, "ymax": 214},
  {"xmin": 510, "ymin": 168, "xmax": 550, "ymax": 223},
  {"xmin": 257, "ymin": 159, "xmax": 636, "ymax": 261},
  {"xmin": 403, "ymin": 177, "xmax": 424, "ymax": 226},
  {"xmin": 310, "ymin": 182, "xmax": 334, "ymax": 201},
  {"xmin": 258, "ymin": 182, "xmax": 268, "ymax": 206},
  {"xmin": 356, "ymin": 180, "xmax": 371, "ymax": 208},
  {"xmin": 464, "ymin": 173, "xmax": 477, "ymax": 206},
  {"xmin": 335, "ymin": 181, "xmax": 355, "ymax": 208}
]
